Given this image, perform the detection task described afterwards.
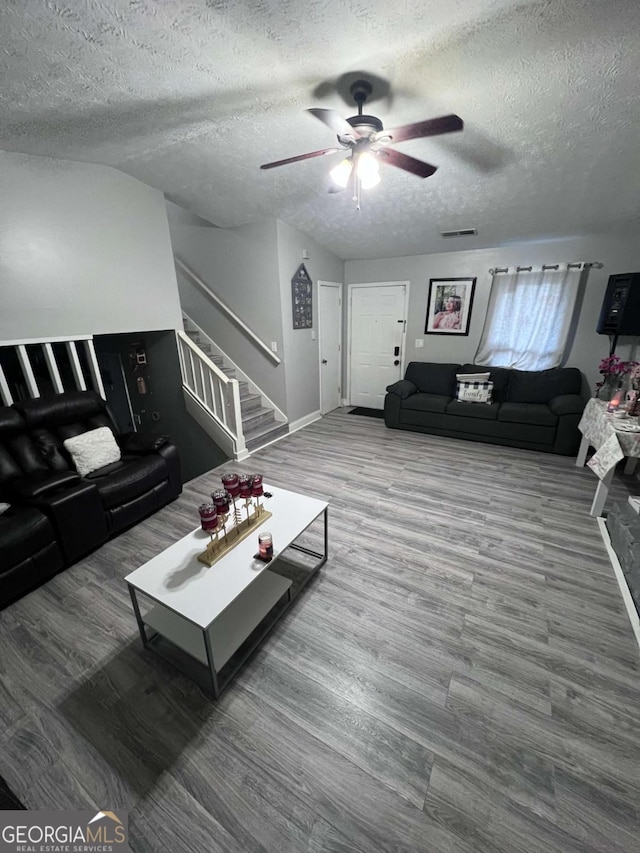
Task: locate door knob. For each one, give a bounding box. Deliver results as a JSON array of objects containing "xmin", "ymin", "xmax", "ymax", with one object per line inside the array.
[
  {"xmin": 394, "ymin": 359, "xmax": 400, "ymax": 366},
  {"xmin": 322, "ymin": 359, "xmax": 328, "ymax": 364}
]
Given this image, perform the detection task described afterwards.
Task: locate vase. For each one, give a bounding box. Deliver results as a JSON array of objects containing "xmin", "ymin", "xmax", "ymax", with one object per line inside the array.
[{"xmin": 596, "ymin": 375, "xmax": 618, "ymax": 400}]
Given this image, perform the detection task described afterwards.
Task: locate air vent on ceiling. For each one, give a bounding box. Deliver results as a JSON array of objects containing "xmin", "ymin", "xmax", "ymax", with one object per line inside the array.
[{"xmin": 440, "ymin": 228, "xmax": 477, "ymax": 238}]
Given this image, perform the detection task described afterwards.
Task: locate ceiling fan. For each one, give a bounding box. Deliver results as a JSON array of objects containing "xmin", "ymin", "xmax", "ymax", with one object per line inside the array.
[{"xmin": 260, "ymin": 80, "xmax": 463, "ymax": 207}]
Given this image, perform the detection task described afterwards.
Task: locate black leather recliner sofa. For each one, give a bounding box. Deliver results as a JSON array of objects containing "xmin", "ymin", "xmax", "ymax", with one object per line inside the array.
[{"xmin": 0, "ymin": 390, "xmax": 182, "ymax": 607}]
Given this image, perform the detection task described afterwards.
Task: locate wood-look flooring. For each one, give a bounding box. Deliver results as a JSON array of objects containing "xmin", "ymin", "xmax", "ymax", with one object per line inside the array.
[{"xmin": 1, "ymin": 410, "xmax": 639, "ymax": 852}]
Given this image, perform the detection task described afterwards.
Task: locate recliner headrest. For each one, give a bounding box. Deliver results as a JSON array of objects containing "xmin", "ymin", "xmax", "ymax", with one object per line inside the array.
[
  {"xmin": 14, "ymin": 391, "xmax": 107, "ymax": 429},
  {"xmin": 0, "ymin": 406, "xmax": 25, "ymax": 439}
]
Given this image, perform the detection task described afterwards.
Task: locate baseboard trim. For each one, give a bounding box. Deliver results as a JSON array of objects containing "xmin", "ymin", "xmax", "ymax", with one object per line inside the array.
[
  {"xmin": 288, "ymin": 411, "xmax": 322, "ymax": 434},
  {"xmin": 597, "ymin": 517, "xmax": 640, "ymax": 649}
]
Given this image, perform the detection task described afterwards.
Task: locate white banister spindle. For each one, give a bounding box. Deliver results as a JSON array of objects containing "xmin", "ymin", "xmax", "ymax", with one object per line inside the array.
[
  {"xmin": 188, "ymin": 350, "xmax": 196, "ymax": 390},
  {"xmin": 198, "ymin": 361, "xmax": 206, "ymax": 404},
  {"xmin": 208, "ymin": 373, "xmax": 219, "ymax": 418},
  {"xmin": 230, "ymin": 380, "xmax": 245, "ymax": 454},
  {"xmin": 42, "ymin": 343, "xmax": 64, "ymax": 394},
  {"xmin": 0, "ymin": 364, "xmax": 13, "ymax": 406},
  {"xmin": 83, "ymin": 339, "xmax": 106, "ymax": 399},
  {"xmin": 65, "ymin": 341, "xmax": 87, "ymax": 391},
  {"xmin": 17, "ymin": 345, "xmax": 40, "ymax": 398},
  {"xmin": 175, "ymin": 329, "xmax": 246, "ymax": 458}
]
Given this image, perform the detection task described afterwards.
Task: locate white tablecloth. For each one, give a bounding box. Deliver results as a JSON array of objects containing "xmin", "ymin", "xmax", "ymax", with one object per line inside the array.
[{"xmin": 578, "ymin": 398, "xmax": 640, "ymax": 479}]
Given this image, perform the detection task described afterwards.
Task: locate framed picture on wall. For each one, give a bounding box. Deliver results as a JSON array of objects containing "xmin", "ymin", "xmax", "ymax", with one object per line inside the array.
[{"xmin": 425, "ymin": 277, "xmax": 476, "ymax": 335}]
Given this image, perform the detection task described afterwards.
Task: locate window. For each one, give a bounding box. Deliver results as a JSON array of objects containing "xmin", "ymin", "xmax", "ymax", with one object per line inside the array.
[{"xmin": 475, "ymin": 267, "xmax": 581, "ymax": 370}]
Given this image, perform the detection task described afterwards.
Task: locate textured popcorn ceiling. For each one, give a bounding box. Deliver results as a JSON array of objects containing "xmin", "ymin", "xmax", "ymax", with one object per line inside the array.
[{"xmin": 1, "ymin": 0, "xmax": 639, "ymax": 260}]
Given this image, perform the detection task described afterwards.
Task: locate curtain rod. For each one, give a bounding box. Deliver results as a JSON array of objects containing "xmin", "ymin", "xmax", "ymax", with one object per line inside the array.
[{"xmin": 488, "ymin": 261, "xmax": 603, "ymax": 275}]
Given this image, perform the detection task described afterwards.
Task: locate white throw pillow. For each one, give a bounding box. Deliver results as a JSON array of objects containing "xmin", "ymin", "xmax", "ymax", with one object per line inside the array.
[
  {"xmin": 456, "ymin": 380, "xmax": 494, "ymax": 404},
  {"xmin": 63, "ymin": 426, "xmax": 121, "ymax": 477},
  {"xmin": 456, "ymin": 372, "xmax": 490, "ymax": 383}
]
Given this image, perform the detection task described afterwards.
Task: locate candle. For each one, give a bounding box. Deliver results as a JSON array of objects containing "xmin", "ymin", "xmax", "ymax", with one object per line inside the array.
[
  {"xmin": 221, "ymin": 473, "xmax": 240, "ymax": 497},
  {"xmin": 211, "ymin": 489, "xmax": 231, "ymax": 514},
  {"xmin": 251, "ymin": 473, "xmax": 264, "ymax": 497},
  {"xmin": 607, "ymin": 386, "xmax": 625, "ymax": 413},
  {"xmin": 238, "ymin": 474, "xmax": 252, "ymax": 499},
  {"xmin": 258, "ymin": 531, "xmax": 273, "ymax": 561},
  {"xmin": 198, "ymin": 503, "xmax": 218, "ymax": 532}
]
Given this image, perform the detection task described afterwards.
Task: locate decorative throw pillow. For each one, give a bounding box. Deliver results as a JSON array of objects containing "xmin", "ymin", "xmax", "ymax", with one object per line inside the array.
[
  {"xmin": 456, "ymin": 380, "xmax": 494, "ymax": 404},
  {"xmin": 63, "ymin": 426, "xmax": 121, "ymax": 477},
  {"xmin": 456, "ymin": 372, "xmax": 490, "ymax": 383}
]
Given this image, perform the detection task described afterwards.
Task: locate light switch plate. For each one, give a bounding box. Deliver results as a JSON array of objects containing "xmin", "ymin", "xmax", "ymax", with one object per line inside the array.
[
  {"xmin": 270, "ymin": 341, "xmax": 278, "ymax": 352},
  {"xmin": 415, "ymin": 338, "xmax": 424, "ymax": 348}
]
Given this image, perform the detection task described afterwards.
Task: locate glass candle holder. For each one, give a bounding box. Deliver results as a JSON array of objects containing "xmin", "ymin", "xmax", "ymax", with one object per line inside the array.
[
  {"xmin": 199, "ymin": 503, "xmax": 218, "ymax": 532},
  {"xmin": 211, "ymin": 489, "xmax": 231, "ymax": 515},
  {"xmin": 251, "ymin": 473, "xmax": 264, "ymax": 497},
  {"xmin": 221, "ymin": 473, "xmax": 240, "ymax": 497},
  {"xmin": 238, "ymin": 474, "xmax": 252, "ymax": 499},
  {"xmin": 258, "ymin": 531, "xmax": 273, "ymax": 561}
]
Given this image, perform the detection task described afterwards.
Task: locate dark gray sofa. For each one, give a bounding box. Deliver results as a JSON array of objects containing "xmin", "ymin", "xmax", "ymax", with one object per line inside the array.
[{"xmin": 384, "ymin": 362, "xmax": 585, "ymax": 455}]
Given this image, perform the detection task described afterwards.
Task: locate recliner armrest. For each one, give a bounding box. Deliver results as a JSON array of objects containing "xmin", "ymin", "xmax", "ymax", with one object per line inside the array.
[
  {"xmin": 118, "ymin": 432, "xmax": 169, "ymax": 454},
  {"xmin": 7, "ymin": 470, "xmax": 81, "ymax": 500},
  {"xmin": 386, "ymin": 379, "xmax": 417, "ymax": 399},
  {"xmin": 549, "ymin": 394, "xmax": 585, "ymax": 416}
]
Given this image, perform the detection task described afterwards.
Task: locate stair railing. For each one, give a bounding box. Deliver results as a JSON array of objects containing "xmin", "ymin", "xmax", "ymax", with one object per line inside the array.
[
  {"xmin": 176, "ymin": 330, "xmax": 246, "ymax": 457},
  {"xmin": 174, "ymin": 256, "xmax": 282, "ymax": 365}
]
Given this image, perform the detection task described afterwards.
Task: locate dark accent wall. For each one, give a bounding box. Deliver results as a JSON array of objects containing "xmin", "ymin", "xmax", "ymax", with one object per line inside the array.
[{"xmin": 93, "ymin": 331, "xmax": 228, "ymax": 483}]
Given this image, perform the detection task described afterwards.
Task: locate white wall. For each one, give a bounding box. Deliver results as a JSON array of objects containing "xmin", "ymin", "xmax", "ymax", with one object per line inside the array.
[
  {"xmin": 346, "ymin": 235, "xmax": 640, "ymax": 395},
  {"xmin": 0, "ymin": 151, "xmax": 182, "ymax": 340},
  {"xmin": 276, "ymin": 219, "xmax": 344, "ymax": 423}
]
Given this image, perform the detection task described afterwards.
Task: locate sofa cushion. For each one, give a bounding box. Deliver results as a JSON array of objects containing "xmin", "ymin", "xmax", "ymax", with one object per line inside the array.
[
  {"xmin": 460, "ymin": 364, "xmax": 511, "ymax": 403},
  {"xmin": 402, "ymin": 393, "xmax": 451, "ymax": 413},
  {"xmin": 0, "ymin": 506, "xmax": 56, "ymax": 571},
  {"xmin": 91, "ymin": 454, "xmax": 169, "ymax": 510},
  {"xmin": 446, "ymin": 400, "xmax": 500, "ymax": 420},
  {"xmin": 404, "ymin": 362, "xmax": 460, "ymax": 396},
  {"xmin": 498, "ymin": 402, "xmax": 558, "ymax": 427},
  {"xmin": 507, "ymin": 368, "xmax": 582, "ymax": 404}
]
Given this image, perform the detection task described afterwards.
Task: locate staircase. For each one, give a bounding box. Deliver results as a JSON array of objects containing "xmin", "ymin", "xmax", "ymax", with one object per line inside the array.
[{"xmin": 181, "ymin": 317, "xmax": 288, "ymax": 455}]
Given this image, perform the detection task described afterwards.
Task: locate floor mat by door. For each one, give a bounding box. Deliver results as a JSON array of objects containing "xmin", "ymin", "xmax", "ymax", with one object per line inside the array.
[{"xmin": 348, "ymin": 407, "xmax": 384, "ymax": 419}]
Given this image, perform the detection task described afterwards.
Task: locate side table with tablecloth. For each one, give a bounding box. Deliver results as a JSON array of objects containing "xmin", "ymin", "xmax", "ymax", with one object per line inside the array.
[{"xmin": 576, "ymin": 398, "xmax": 640, "ymax": 515}]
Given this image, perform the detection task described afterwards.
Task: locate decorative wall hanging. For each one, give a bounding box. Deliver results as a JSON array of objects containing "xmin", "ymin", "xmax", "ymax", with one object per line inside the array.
[
  {"xmin": 425, "ymin": 277, "xmax": 476, "ymax": 336},
  {"xmin": 292, "ymin": 263, "xmax": 313, "ymax": 329}
]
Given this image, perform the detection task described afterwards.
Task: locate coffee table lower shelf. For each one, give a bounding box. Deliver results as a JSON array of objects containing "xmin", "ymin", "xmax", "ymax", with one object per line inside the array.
[{"xmin": 128, "ymin": 550, "xmax": 324, "ymax": 698}]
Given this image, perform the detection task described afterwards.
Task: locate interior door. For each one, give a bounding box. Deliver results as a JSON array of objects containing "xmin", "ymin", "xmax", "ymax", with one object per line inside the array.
[
  {"xmin": 319, "ymin": 281, "xmax": 342, "ymax": 414},
  {"xmin": 349, "ymin": 283, "xmax": 407, "ymax": 409}
]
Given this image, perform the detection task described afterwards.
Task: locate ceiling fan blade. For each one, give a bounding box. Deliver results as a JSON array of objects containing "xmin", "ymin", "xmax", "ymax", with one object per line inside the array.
[
  {"xmin": 379, "ymin": 149, "xmax": 438, "ymax": 179},
  {"xmin": 381, "ymin": 114, "xmax": 463, "ymax": 144},
  {"xmin": 260, "ymin": 147, "xmax": 342, "ymax": 170},
  {"xmin": 307, "ymin": 108, "xmax": 360, "ymax": 140}
]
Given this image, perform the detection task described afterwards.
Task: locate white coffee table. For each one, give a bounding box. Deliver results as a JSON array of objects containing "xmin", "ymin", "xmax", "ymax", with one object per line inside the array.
[{"xmin": 125, "ymin": 485, "xmax": 328, "ymax": 697}]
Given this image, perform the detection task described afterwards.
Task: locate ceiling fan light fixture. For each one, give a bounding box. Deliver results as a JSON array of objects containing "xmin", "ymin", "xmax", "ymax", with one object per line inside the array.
[
  {"xmin": 330, "ymin": 157, "xmax": 353, "ymax": 188},
  {"xmin": 356, "ymin": 152, "xmax": 380, "ymax": 189}
]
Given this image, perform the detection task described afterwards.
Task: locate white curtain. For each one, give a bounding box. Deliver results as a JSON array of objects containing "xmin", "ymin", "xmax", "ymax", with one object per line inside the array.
[{"xmin": 475, "ymin": 267, "xmax": 582, "ymax": 370}]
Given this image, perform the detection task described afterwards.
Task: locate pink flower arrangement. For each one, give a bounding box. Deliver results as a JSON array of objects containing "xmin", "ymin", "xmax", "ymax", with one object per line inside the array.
[{"xmin": 598, "ymin": 354, "xmax": 630, "ymax": 378}]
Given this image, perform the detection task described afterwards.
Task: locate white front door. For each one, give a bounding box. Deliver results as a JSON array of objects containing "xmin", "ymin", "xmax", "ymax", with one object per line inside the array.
[
  {"xmin": 349, "ymin": 282, "xmax": 407, "ymax": 409},
  {"xmin": 318, "ymin": 281, "xmax": 342, "ymax": 414}
]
